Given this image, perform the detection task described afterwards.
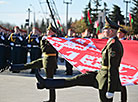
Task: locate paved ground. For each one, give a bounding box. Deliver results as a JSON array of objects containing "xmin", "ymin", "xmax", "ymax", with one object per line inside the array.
[{"xmin": 0, "ymin": 59, "xmax": 138, "ymax": 102}]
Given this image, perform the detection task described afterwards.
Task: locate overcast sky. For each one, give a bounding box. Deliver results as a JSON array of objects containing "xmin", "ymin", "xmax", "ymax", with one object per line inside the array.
[{"xmin": 0, "ymin": 0, "xmax": 134, "ymax": 26}]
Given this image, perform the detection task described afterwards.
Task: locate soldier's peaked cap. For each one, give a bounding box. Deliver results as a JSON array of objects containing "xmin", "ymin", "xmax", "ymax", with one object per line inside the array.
[
  {"xmin": 118, "ymin": 28, "xmax": 128, "ymax": 34},
  {"xmin": 103, "ymin": 16, "xmax": 120, "ymax": 30}
]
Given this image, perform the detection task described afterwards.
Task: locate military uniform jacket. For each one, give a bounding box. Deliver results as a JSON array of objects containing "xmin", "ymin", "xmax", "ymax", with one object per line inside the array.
[
  {"xmin": 40, "ymin": 37, "xmax": 57, "ymax": 54},
  {"xmin": 96, "ymin": 36, "xmax": 123, "ymax": 92},
  {"xmin": 27, "ymin": 34, "xmax": 41, "ymax": 48},
  {"xmin": 8, "ymin": 33, "xmax": 26, "ymax": 47}
]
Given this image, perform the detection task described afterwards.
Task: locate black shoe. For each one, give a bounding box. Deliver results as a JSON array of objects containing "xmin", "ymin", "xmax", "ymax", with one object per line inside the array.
[
  {"xmin": 9, "ymin": 64, "xmax": 25, "ymax": 71},
  {"xmin": 37, "ymin": 82, "xmax": 45, "ymax": 89},
  {"xmin": 0, "ymin": 60, "xmax": 12, "ymax": 73},
  {"xmin": 35, "ymin": 69, "xmax": 45, "ymax": 89},
  {"xmin": 65, "ymin": 72, "xmax": 73, "ymax": 75},
  {"xmin": 12, "ymin": 71, "xmax": 20, "ymax": 73},
  {"xmin": 30, "ymin": 70, "xmax": 35, "ymax": 74},
  {"xmin": 43, "ymin": 100, "xmax": 55, "ymax": 102}
]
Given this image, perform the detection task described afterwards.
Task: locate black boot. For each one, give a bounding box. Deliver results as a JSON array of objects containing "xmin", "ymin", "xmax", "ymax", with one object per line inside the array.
[
  {"xmin": 9, "ymin": 64, "xmax": 27, "ymax": 71},
  {"xmin": 35, "ymin": 69, "xmax": 65, "ymax": 89},
  {"xmin": 0, "ymin": 60, "xmax": 11, "ymax": 73},
  {"xmin": 121, "ymin": 86, "xmax": 127, "ymax": 102},
  {"xmin": 49, "ymin": 89, "xmax": 56, "ymax": 102}
]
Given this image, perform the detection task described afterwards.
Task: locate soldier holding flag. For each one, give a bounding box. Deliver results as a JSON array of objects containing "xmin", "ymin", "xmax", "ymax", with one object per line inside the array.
[
  {"xmin": 35, "ymin": 16, "xmax": 125, "ymax": 102},
  {"xmin": 10, "ymin": 24, "xmax": 58, "ymax": 102}
]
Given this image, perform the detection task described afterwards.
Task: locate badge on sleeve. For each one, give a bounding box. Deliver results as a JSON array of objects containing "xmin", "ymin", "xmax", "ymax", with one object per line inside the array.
[{"xmin": 110, "ymin": 51, "xmax": 116, "ymax": 57}]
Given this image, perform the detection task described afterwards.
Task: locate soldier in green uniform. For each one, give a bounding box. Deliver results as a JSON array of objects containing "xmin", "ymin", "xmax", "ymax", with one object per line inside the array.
[
  {"xmin": 117, "ymin": 28, "xmax": 127, "ymax": 40},
  {"xmin": 117, "ymin": 28, "xmax": 128, "ymax": 102},
  {"xmin": 10, "ymin": 25, "xmax": 57, "ymax": 102},
  {"xmin": 35, "ymin": 16, "xmax": 124, "ymax": 102}
]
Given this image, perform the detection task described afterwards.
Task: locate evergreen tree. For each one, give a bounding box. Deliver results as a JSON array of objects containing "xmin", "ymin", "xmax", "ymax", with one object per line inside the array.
[
  {"xmin": 67, "ymin": 17, "xmax": 73, "ymax": 29},
  {"xmin": 34, "ymin": 22, "xmax": 39, "ymax": 29},
  {"xmin": 92, "ymin": 0, "xmax": 102, "ymax": 14},
  {"xmin": 109, "ymin": 5, "xmax": 125, "ymax": 25},
  {"xmin": 101, "ymin": 2, "xmax": 109, "ymax": 13},
  {"xmin": 130, "ymin": 0, "xmax": 138, "ymax": 34},
  {"xmin": 82, "ymin": 1, "xmax": 102, "ymax": 33}
]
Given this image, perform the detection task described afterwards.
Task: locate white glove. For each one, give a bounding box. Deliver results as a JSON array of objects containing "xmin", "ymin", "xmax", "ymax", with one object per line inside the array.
[{"xmin": 106, "ymin": 92, "xmax": 114, "ymax": 99}]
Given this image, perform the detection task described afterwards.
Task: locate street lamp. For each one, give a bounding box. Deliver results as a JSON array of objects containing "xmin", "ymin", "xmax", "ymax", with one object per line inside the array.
[
  {"xmin": 63, "ymin": 0, "xmax": 72, "ymax": 34},
  {"xmin": 123, "ymin": 0, "xmax": 131, "ymax": 26}
]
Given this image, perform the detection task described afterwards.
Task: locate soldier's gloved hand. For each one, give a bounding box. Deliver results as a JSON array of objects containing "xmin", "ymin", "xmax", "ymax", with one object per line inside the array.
[{"xmin": 106, "ymin": 92, "xmax": 114, "ymax": 99}]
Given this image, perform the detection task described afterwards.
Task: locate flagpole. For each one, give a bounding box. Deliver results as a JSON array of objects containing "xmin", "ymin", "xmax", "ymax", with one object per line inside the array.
[
  {"xmin": 123, "ymin": 0, "xmax": 131, "ymax": 26},
  {"xmin": 63, "ymin": 0, "xmax": 72, "ymax": 35}
]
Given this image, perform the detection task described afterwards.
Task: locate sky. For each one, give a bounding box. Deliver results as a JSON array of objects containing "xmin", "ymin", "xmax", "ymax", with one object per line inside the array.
[{"xmin": 0, "ymin": 0, "xmax": 134, "ymax": 27}]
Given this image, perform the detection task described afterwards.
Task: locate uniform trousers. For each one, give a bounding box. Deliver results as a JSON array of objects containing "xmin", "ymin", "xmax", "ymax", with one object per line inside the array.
[
  {"xmin": 45, "ymin": 72, "xmax": 125, "ymax": 102},
  {"xmin": 24, "ymin": 55, "xmax": 57, "ymax": 102}
]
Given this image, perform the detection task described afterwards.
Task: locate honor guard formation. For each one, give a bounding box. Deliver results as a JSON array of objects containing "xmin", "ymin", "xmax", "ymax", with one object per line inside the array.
[
  {"xmin": 0, "ymin": 0, "xmax": 138, "ymax": 102},
  {"xmin": 0, "ymin": 16, "xmax": 138, "ymax": 102}
]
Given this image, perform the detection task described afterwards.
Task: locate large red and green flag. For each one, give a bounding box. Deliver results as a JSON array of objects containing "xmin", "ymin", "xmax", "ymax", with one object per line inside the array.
[
  {"xmin": 129, "ymin": 13, "xmax": 134, "ymax": 27},
  {"xmin": 44, "ymin": 37, "xmax": 138, "ymax": 86},
  {"xmin": 87, "ymin": 10, "xmax": 92, "ymax": 25},
  {"xmin": 57, "ymin": 20, "xmax": 63, "ymax": 32},
  {"xmin": 95, "ymin": 21, "xmax": 100, "ymax": 34},
  {"xmin": 81, "ymin": 15, "xmax": 84, "ymax": 23}
]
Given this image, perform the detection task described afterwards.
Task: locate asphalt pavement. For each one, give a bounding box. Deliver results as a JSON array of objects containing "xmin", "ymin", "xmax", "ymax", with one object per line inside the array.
[{"xmin": 0, "ymin": 58, "xmax": 138, "ymax": 102}]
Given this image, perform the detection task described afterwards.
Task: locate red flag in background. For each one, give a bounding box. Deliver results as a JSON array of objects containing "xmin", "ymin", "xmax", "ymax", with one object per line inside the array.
[
  {"xmin": 57, "ymin": 20, "xmax": 63, "ymax": 32},
  {"xmin": 129, "ymin": 13, "xmax": 134, "ymax": 27},
  {"xmin": 81, "ymin": 15, "xmax": 84, "ymax": 22},
  {"xmin": 87, "ymin": 10, "xmax": 92, "ymax": 25},
  {"xmin": 95, "ymin": 20, "xmax": 100, "ymax": 34}
]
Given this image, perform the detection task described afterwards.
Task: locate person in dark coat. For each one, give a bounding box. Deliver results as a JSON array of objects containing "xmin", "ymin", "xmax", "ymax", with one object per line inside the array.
[{"xmin": 26, "ymin": 27, "xmax": 42, "ymax": 74}]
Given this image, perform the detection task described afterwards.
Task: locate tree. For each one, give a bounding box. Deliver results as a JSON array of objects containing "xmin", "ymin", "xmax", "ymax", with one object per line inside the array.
[
  {"xmin": 82, "ymin": 0, "xmax": 102, "ymax": 34},
  {"xmin": 92, "ymin": 0, "xmax": 102, "ymax": 14},
  {"xmin": 0, "ymin": 21, "xmax": 15, "ymax": 29},
  {"xmin": 71, "ymin": 19, "xmax": 87, "ymax": 33},
  {"xmin": 130, "ymin": 0, "xmax": 138, "ymax": 34},
  {"xmin": 67, "ymin": 17, "xmax": 73, "ymax": 30},
  {"xmin": 101, "ymin": 2, "xmax": 109, "ymax": 13},
  {"xmin": 109, "ymin": 5, "xmax": 125, "ymax": 25},
  {"xmin": 82, "ymin": 1, "xmax": 101, "ymax": 33}
]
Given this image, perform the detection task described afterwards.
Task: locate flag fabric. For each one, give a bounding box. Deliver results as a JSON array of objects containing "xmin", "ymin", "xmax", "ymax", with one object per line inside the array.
[
  {"xmin": 129, "ymin": 13, "xmax": 134, "ymax": 27},
  {"xmin": 81, "ymin": 15, "xmax": 84, "ymax": 23},
  {"xmin": 87, "ymin": 10, "xmax": 92, "ymax": 25},
  {"xmin": 45, "ymin": 37, "xmax": 138, "ymax": 86},
  {"xmin": 57, "ymin": 20, "xmax": 63, "ymax": 32},
  {"xmin": 95, "ymin": 21, "xmax": 100, "ymax": 34}
]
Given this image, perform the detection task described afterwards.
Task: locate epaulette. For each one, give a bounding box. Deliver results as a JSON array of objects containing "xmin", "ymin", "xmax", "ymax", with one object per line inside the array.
[
  {"xmin": 111, "ymin": 39, "xmax": 115, "ymax": 43},
  {"xmin": 108, "ymin": 38, "xmax": 115, "ymax": 45}
]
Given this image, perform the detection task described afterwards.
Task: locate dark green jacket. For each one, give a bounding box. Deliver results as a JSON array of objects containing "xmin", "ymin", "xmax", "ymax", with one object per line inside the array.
[
  {"xmin": 40, "ymin": 39, "xmax": 57, "ymax": 54},
  {"xmin": 96, "ymin": 36, "xmax": 123, "ymax": 92}
]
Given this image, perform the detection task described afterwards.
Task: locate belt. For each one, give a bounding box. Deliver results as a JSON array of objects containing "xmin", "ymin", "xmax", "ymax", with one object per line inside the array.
[
  {"xmin": 0, "ymin": 43, "xmax": 4, "ymax": 46},
  {"xmin": 101, "ymin": 65, "xmax": 108, "ymax": 70},
  {"xmin": 15, "ymin": 44, "xmax": 21, "ymax": 47},
  {"xmin": 43, "ymin": 53, "xmax": 56, "ymax": 56},
  {"xmin": 32, "ymin": 45, "xmax": 39, "ymax": 48}
]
